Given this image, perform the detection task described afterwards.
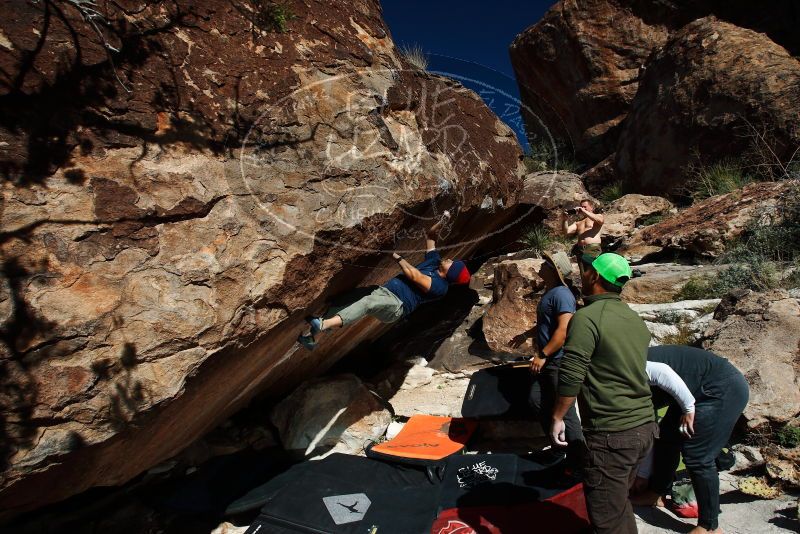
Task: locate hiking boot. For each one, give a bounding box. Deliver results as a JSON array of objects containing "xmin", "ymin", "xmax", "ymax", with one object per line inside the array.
[
  {"xmin": 306, "ymin": 316, "xmax": 323, "ymax": 336},
  {"xmin": 297, "ymin": 333, "xmax": 317, "ymax": 351}
]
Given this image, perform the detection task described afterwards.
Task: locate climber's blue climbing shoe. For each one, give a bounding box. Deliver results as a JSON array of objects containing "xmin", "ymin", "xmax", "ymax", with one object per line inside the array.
[
  {"xmin": 306, "ymin": 316, "xmax": 323, "ymax": 336},
  {"xmin": 297, "ymin": 333, "xmax": 317, "ymax": 351}
]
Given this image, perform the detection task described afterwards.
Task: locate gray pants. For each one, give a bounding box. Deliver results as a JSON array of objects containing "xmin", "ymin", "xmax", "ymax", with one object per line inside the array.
[{"xmin": 326, "ymin": 286, "xmax": 404, "ymax": 326}]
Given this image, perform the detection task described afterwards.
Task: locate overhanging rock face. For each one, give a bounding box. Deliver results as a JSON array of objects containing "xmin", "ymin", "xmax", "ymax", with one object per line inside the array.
[{"xmin": 0, "ymin": 0, "xmax": 527, "ymax": 516}]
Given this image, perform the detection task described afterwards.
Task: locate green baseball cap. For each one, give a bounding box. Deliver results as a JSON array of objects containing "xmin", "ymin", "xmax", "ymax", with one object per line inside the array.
[{"xmin": 587, "ymin": 253, "xmax": 632, "ymax": 287}]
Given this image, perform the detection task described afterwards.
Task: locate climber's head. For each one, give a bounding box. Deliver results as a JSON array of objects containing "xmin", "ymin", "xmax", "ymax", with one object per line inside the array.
[{"xmin": 440, "ymin": 259, "xmax": 471, "ymax": 285}]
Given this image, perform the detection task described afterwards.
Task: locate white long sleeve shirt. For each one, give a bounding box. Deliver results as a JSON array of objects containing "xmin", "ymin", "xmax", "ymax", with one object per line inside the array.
[
  {"xmin": 638, "ymin": 361, "xmax": 697, "ymax": 479},
  {"xmin": 646, "ymin": 361, "xmax": 695, "ymax": 414}
]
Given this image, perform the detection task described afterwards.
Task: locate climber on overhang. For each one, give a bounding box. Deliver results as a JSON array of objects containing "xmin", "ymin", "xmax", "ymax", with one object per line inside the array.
[{"xmin": 297, "ymin": 210, "xmax": 471, "ymax": 351}]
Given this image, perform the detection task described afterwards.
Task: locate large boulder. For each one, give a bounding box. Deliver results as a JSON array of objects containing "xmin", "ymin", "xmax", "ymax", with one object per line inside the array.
[
  {"xmin": 601, "ymin": 194, "xmax": 673, "ymax": 241},
  {"xmin": 270, "ymin": 374, "xmax": 391, "ymax": 457},
  {"xmin": 0, "ymin": 0, "xmax": 525, "ymax": 517},
  {"xmin": 618, "ymin": 180, "xmax": 795, "ymax": 259},
  {"xmin": 520, "ymin": 171, "xmax": 591, "ymax": 211},
  {"xmin": 482, "ymin": 258, "xmax": 547, "ymax": 355},
  {"xmin": 511, "ymin": 1, "xmax": 800, "ymax": 188},
  {"xmin": 519, "ymin": 171, "xmax": 599, "ymax": 232},
  {"xmin": 702, "ymin": 290, "xmax": 800, "ymax": 428},
  {"xmin": 616, "ymin": 17, "xmax": 800, "ymax": 195},
  {"xmin": 509, "ymin": 0, "xmax": 671, "ymax": 162},
  {"xmin": 621, "ymin": 263, "xmax": 726, "ymax": 304}
]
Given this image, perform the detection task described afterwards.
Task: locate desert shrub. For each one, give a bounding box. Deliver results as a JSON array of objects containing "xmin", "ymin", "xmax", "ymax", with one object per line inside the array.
[
  {"xmin": 674, "ymin": 262, "xmax": 777, "ymax": 301},
  {"xmin": 776, "ymin": 425, "xmax": 800, "ymax": 448},
  {"xmin": 523, "ymin": 139, "xmax": 581, "ymax": 173},
  {"xmin": 780, "ymin": 263, "xmax": 800, "ymax": 289},
  {"xmin": 599, "ymin": 181, "xmax": 626, "ymax": 203},
  {"xmin": 674, "ymin": 277, "xmax": 713, "ymax": 301},
  {"xmin": 721, "ymin": 181, "xmax": 800, "ymax": 265},
  {"xmin": 245, "ymin": 0, "xmax": 296, "ymax": 33},
  {"xmin": 661, "ymin": 323, "xmax": 696, "ymax": 346},
  {"xmin": 518, "ymin": 226, "xmax": 571, "ymax": 256},
  {"xmin": 519, "ymin": 226, "xmax": 553, "ymax": 256},
  {"xmin": 688, "ymin": 159, "xmax": 753, "ymax": 201},
  {"xmin": 639, "ymin": 213, "xmax": 665, "ymax": 227},
  {"xmin": 399, "ymin": 44, "xmax": 428, "ymax": 71}
]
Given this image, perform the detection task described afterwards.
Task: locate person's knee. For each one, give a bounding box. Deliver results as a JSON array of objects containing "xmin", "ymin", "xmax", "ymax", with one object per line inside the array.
[{"xmin": 683, "ymin": 455, "xmax": 716, "ymax": 474}]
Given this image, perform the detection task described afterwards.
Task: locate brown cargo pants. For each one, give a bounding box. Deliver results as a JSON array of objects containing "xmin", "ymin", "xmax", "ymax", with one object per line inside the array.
[{"xmin": 582, "ymin": 421, "xmax": 658, "ymax": 534}]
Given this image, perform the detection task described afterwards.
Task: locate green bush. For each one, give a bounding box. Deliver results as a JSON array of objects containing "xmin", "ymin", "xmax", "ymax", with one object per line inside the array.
[
  {"xmin": 688, "ymin": 159, "xmax": 754, "ymax": 201},
  {"xmin": 776, "ymin": 425, "xmax": 800, "ymax": 448},
  {"xmin": 247, "ymin": 0, "xmax": 296, "ymax": 33},
  {"xmin": 599, "ymin": 181, "xmax": 626, "ymax": 203},
  {"xmin": 518, "ymin": 226, "xmax": 571, "ymax": 256},
  {"xmin": 523, "ymin": 139, "xmax": 581, "ymax": 174},
  {"xmin": 519, "ymin": 226, "xmax": 553, "ymax": 256},
  {"xmin": 639, "ymin": 213, "xmax": 665, "ymax": 227},
  {"xmin": 674, "ymin": 262, "xmax": 778, "ymax": 301}
]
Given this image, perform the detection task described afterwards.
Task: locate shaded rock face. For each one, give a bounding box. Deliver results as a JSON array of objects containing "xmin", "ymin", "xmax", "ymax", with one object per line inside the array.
[
  {"xmin": 702, "ymin": 290, "xmax": 800, "ymax": 428},
  {"xmin": 482, "ymin": 258, "xmax": 546, "ymax": 355},
  {"xmin": 616, "ymin": 17, "xmax": 800, "ymax": 195},
  {"xmin": 0, "ymin": 0, "xmax": 524, "ymax": 516},
  {"xmin": 618, "ymin": 180, "xmax": 794, "ymax": 259}
]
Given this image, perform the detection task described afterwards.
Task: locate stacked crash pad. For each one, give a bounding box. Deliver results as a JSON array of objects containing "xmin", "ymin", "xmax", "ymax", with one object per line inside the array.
[
  {"xmin": 242, "ymin": 452, "xmax": 588, "ymax": 534},
  {"xmin": 240, "ymin": 364, "xmax": 590, "ymax": 533}
]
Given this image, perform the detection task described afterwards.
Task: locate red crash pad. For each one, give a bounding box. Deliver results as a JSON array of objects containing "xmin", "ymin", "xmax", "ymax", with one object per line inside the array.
[{"xmin": 430, "ymin": 483, "xmax": 591, "ymax": 534}]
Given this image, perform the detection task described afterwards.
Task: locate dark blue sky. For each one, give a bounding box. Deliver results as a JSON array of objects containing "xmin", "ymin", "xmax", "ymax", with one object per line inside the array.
[{"xmin": 382, "ymin": 0, "xmax": 554, "ymax": 149}]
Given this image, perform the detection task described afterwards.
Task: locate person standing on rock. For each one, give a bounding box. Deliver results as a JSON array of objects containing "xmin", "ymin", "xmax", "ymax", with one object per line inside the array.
[
  {"xmin": 632, "ymin": 345, "xmax": 750, "ymax": 534},
  {"xmin": 523, "ymin": 251, "xmax": 584, "ymax": 466},
  {"xmin": 297, "ymin": 211, "xmax": 471, "ymax": 350},
  {"xmin": 551, "ymin": 253, "xmax": 657, "ymax": 534},
  {"xmin": 561, "ymin": 199, "xmax": 604, "ymax": 268}
]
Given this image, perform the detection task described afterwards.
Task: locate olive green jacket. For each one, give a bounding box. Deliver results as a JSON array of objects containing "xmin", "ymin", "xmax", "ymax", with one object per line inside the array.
[{"xmin": 558, "ymin": 293, "xmax": 654, "ymax": 432}]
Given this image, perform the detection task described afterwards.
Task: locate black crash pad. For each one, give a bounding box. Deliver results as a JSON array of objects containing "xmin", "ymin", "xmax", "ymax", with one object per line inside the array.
[
  {"xmin": 240, "ymin": 454, "xmax": 438, "ymax": 533},
  {"xmin": 460, "ymin": 363, "xmax": 536, "ymax": 419}
]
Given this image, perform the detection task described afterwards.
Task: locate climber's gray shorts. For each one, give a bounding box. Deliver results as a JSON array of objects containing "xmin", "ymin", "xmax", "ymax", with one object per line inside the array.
[{"xmin": 327, "ymin": 286, "xmax": 405, "ymax": 326}]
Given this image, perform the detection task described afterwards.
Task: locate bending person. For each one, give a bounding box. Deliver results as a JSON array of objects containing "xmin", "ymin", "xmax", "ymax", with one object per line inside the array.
[
  {"xmin": 297, "ymin": 212, "xmax": 471, "ymax": 350},
  {"xmin": 633, "ymin": 360, "xmax": 696, "ymax": 496},
  {"xmin": 633, "ymin": 345, "xmax": 750, "ymax": 534}
]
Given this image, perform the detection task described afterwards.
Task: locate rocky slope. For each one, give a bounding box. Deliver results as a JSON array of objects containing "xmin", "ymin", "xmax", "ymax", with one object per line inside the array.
[
  {"xmin": 0, "ymin": 0, "xmax": 527, "ymax": 517},
  {"xmin": 510, "ymin": 0, "xmax": 800, "ymax": 194}
]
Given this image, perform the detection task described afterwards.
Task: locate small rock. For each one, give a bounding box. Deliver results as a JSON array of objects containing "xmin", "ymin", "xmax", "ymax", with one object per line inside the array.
[
  {"xmin": 385, "ymin": 421, "xmax": 405, "ymax": 440},
  {"xmin": 731, "ymin": 444, "xmax": 764, "ymax": 471},
  {"xmin": 399, "ymin": 365, "xmax": 436, "ymax": 390},
  {"xmin": 210, "ymin": 522, "xmax": 248, "ymax": 534}
]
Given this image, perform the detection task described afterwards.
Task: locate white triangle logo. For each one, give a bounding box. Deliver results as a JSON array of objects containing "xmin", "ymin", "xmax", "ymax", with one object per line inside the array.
[{"xmin": 322, "ymin": 493, "xmax": 371, "ymax": 525}]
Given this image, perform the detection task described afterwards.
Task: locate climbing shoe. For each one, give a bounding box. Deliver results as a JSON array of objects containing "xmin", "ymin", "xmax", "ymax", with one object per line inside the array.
[
  {"xmin": 297, "ymin": 333, "xmax": 317, "ymax": 351},
  {"xmin": 306, "ymin": 316, "xmax": 323, "ymax": 336}
]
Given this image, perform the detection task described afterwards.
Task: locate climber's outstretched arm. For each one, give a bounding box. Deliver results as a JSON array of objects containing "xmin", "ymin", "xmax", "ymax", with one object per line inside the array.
[
  {"xmin": 392, "ymin": 253, "xmax": 433, "ymax": 293},
  {"xmin": 425, "ymin": 210, "xmax": 451, "ymax": 251}
]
